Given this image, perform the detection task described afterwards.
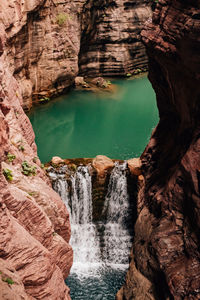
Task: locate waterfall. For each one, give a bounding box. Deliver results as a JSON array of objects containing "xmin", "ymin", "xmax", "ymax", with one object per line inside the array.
[
  {"xmin": 48, "ymin": 165, "xmax": 70, "ymax": 208},
  {"xmin": 102, "ymin": 162, "xmax": 133, "ymax": 267},
  {"xmin": 69, "ymin": 166, "xmax": 102, "ymax": 276},
  {"xmin": 48, "ymin": 161, "xmax": 133, "ymax": 278},
  {"xmin": 70, "ymin": 166, "xmax": 92, "ymax": 224}
]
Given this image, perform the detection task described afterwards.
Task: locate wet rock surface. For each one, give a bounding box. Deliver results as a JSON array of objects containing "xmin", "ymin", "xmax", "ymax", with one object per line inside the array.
[
  {"xmin": 117, "ymin": 1, "xmax": 200, "ymax": 299},
  {"xmin": 92, "ymin": 155, "xmax": 115, "ymax": 177},
  {"xmin": 46, "ymin": 156, "xmax": 139, "ymax": 223}
]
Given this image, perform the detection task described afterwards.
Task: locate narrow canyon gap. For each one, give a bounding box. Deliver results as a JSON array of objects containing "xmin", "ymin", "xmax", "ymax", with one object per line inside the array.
[{"xmin": 29, "ymin": 78, "xmax": 158, "ymax": 299}]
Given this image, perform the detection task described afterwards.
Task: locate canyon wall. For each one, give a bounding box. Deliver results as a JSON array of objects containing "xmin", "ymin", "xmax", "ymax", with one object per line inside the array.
[
  {"xmin": 117, "ymin": 1, "xmax": 200, "ymax": 299},
  {"xmin": 0, "ymin": 0, "xmax": 151, "ymax": 110},
  {"xmin": 0, "ymin": 9, "xmax": 73, "ymax": 299},
  {"xmin": 0, "ymin": 0, "xmax": 81, "ymax": 110},
  {"xmin": 79, "ymin": 0, "xmax": 151, "ymax": 77}
]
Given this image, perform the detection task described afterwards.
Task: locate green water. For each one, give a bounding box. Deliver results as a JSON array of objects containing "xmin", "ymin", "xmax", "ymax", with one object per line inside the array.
[{"xmin": 29, "ymin": 77, "xmax": 158, "ymax": 163}]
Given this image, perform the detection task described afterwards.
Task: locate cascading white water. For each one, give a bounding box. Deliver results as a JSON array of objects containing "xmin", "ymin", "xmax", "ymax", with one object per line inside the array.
[
  {"xmin": 69, "ymin": 166, "xmax": 102, "ymax": 276},
  {"xmin": 48, "ymin": 165, "xmax": 70, "ymax": 208},
  {"xmin": 102, "ymin": 162, "xmax": 133, "ymax": 267},
  {"xmin": 48, "ymin": 162, "xmax": 133, "ymax": 278},
  {"xmin": 70, "ymin": 167, "xmax": 92, "ymax": 224}
]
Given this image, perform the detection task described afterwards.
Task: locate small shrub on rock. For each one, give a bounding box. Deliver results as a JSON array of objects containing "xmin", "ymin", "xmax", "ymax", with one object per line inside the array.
[
  {"xmin": 2, "ymin": 277, "xmax": 14, "ymax": 285},
  {"xmin": 7, "ymin": 152, "xmax": 16, "ymax": 162},
  {"xmin": 21, "ymin": 161, "xmax": 37, "ymax": 176},
  {"xmin": 17, "ymin": 139, "xmax": 25, "ymax": 152},
  {"xmin": 3, "ymin": 169, "xmax": 13, "ymax": 181},
  {"xmin": 56, "ymin": 13, "xmax": 69, "ymax": 26},
  {"xmin": 39, "ymin": 97, "xmax": 50, "ymax": 103}
]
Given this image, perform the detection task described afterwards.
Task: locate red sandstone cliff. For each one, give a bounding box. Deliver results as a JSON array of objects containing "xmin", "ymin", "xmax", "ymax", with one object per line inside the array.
[
  {"xmin": 0, "ymin": 0, "xmax": 151, "ymax": 110},
  {"xmin": 0, "ymin": 0, "xmax": 81, "ymax": 110},
  {"xmin": 0, "ymin": 14, "xmax": 73, "ymax": 300},
  {"xmin": 117, "ymin": 1, "xmax": 200, "ymax": 299}
]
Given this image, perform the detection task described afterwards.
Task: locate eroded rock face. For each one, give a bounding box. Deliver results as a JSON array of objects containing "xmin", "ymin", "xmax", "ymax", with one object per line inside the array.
[
  {"xmin": 117, "ymin": 1, "xmax": 200, "ymax": 299},
  {"xmin": 0, "ymin": 0, "xmax": 152, "ymax": 110},
  {"xmin": 0, "ymin": 27, "xmax": 72, "ymax": 300},
  {"xmin": 0, "ymin": 0, "xmax": 82, "ymax": 110},
  {"xmin": 79, "ymin": 0, "xmax": 152, "ymax": 77}
]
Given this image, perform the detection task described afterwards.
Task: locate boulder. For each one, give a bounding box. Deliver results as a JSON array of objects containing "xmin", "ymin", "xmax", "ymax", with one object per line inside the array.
[
  {"xmin": 91, "ymin": 77, "xmax": 107, "ymax": 88},
  {"xmin": 92, "ymin": 155, "xmax": 114, "ymax": 176},
  {"xmin": 127, "ymin": 158, "xmax": 142, "ymax": 176},
  {"xmin": 75, "ymin": 76, "xmax": 85, "ymax": 86},
  {"xmin": 51, "ymin": 156, "xmax": 64, "ymax": 165}
]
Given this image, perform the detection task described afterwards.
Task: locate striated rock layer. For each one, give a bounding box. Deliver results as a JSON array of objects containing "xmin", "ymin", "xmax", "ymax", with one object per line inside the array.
[
  {"xmin": 117, "ymin": 1, "xmax": 200, "ymax": 299},
  {"xmin": 0, "ymin": 0, "xmax": 151, "ymax": 110},
  {"xmin": 79, "ymin": 0, "xmax": 152, "ymax": 77},
  {"xmin": 0, "ymin": 19, "xmax": 72, "ymax": 300},
  {"xmin": 0, "ymin": 0, "xmax": 82, "ymax": 110}
]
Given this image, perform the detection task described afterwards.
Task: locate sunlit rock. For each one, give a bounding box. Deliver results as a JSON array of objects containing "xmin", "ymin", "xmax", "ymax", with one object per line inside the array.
[
  {"xmin": 127, "ymin": 158, "xmax": 142, "ymax": 176},
  {"xmin": 92, "ymin": 155, "xmax": 114, "ymax": 176},
  {"xmin": 51, "ymin": 156, "xmax": 65, "ymax": 165}
]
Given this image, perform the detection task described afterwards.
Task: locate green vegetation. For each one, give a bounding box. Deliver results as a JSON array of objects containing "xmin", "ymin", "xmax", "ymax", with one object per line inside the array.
[
  {"xmin": 70, "ymin": 164, "xmax": 77, "ymax": 172},
  {"xmin": 7, "ymin": 152, "xmax": 16, "ymax": 163},
  {"xmin": 133, "ymin": 68, "xmax": 142, "ymax": 74},
  {"xmin": 3, "ymin": 169, "xmax": 13, "ymax": 182},
  {"xmin": 33, "ymin": 156, "xmax": 38, "ymax": 163},
  {"xmin": 41, "ymin": 163, "xmax": 45, "ymax": 169},
  {"xmin": 19, "ymin": 145, "xmax": 25, "ymax": 151},
  {"xmin": 2, "ymin": 277, "xmax": 15, "ymax": 285},
  {"xmin": 15, "ymin": 111, "xmax": 19, "ymax": 118},
  {"xmin": 21, "ymin": 161, "xmax": 37, "ymax": 176},
  {"xmin": 39, "ymin": 97, "xmax": 50, "ymax": 103},
  {"xmin": 17, "ymin": 139, "xmax": 25, "ymax": 152},
  {"xmin": 126, "ymin": 69, "xmax": 144, "ymax": 77},
  {"xmin": 51, "ymin": 163, "xmax": 58, "ymax": 168},
  {"xmin": 56, "ymin": 13, "xmax": 70, "ymax": 26},
  {"xmin": 102, "ymin": 80, "xmax": 112, "ymax": 88},
  {"xmin": 27, "ymin": 191, "xmax": 38, "ymax": 197}
]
